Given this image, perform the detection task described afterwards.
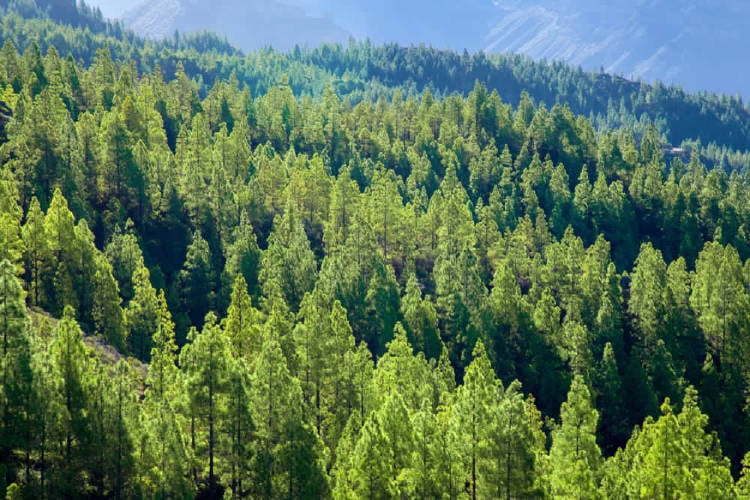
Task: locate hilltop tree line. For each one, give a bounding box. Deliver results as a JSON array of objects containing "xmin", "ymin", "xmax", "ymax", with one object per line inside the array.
[
  {"xmin": 0, "ymin": 15, "xmax": 750, "ymax": 499},
  {"xmin": 3, "ymin": 0, "xmax": 750, "ymax": 169}
]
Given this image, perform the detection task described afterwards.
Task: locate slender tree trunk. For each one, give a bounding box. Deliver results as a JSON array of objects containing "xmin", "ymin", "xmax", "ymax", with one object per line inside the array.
[
  {"xmin": 2, "ymin": 275, "xmax": 8, "ymax": 356},
  {"xmin": 231, "ymin": 382, "xmax": 237, "ymax": 497},
  {"xmin": 315, "ymin": 384, "xmax": 321, "ymax": 436},
  {"xmin": 209, "ymin": 340, "xmax": 215, "ymax": 488},
  {"xmin": 663, "ymin": 427, "xmax": 669, "ymax": 500},
  {"xmin": 235, "ymin": 380, "xmax": 242, "ymax": 498},
  {"xmin": 265, "ymin": 360, "xmax": 273, "ymax": 498},
  {"xmin": 116, "ymin": 379, "xmax": 123, "ymax": 500},
  {"xmin": 40, "ymin": 414, "xmax": 46, "ymax": 500},
  {"xmin": 191, "ymin": 414, "xmax": 197, "ymax": 484},
  {"xmin": 471, "ymin": 407, "xmax": 477, "ymax": 500},
  {"xmin": 160, "ymin": 410, "xmax": 166, "ymax": 500}
]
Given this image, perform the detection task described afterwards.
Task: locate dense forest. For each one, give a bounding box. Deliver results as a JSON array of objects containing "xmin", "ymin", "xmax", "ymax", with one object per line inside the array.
[{"xmin": 1, "ymin": 0, "xmax": 750, "ymax": 498}]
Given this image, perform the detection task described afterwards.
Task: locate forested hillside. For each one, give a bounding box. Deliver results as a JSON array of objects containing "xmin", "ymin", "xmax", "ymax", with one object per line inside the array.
[{"xmin": 1, "ymin": 1, "xmax": 750, "ymax": 498}]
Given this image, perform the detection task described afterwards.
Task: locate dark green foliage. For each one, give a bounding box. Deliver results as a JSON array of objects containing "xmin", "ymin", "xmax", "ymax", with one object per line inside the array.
[{"xmin": 0, "ymin": 2, "xmax": 747, "ymax": 495}]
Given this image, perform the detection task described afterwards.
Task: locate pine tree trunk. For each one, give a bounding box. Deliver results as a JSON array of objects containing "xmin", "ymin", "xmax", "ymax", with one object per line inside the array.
[{"xmin": 209, "ymin": 341, "xmax": 215, "ymax": 488}]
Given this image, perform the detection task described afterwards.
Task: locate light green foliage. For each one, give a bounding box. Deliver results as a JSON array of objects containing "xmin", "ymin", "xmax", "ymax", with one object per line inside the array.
[
  {"xmin": 260, "ymin": 201, "xmax": 318, "ymax": 312},
  {"xmin": 0, "ymin": 259, "xmax": 34, "ymax": 473},
  {"xmin": 547, "ymin": 375, "xmax": 602, "ymax": 499},
  {"xmin": 250, "ymin": 337, "xmax": 329, "ymax": 498},
  {"xmin": 222, "ymin": 213, "xmax": 261, "ymax": 302},
  {"xmin": 104, "ymin": 225, "xmax": 145, "ymax": 304},
  {"xmin": 348, "ymin": 391, "xmax": 415, "ymax": 498},
  {"xmin": 91, "ymin": 253, "xmax": 126, "ymax": 351},
  {"xmin": 175, "ymin": 230, "xmax": 216, "ymax": 339},
  {"xmin": 691, "ymin": 242, "xmax": 750, "ymax": 367},
  {"xmin": 0, "ymin": 15, "xmax": 747, "ymax": 495},
  {"xmin": 479, "ymin": 380, "xmax": 545, "ymax": 499},
  {"xmin": 224, "ymin": 274, "xmax": 263, "ymax": 363},
  {"xmin": 21, "ymin": 197, "xmax": 48, "ymax": 306},
  {"xmin": 124, "ymin": 264, "xmax": 159, "ymax": 360},
  {"xmin": 49, "ymin": 306, "xmax": 92, "ymax": 496},
  {"xmin": 737, "ymin": 452, "xmax": 750, "ymax": 497},
  {"xmin": 138, "ymin": 292, "xmax": 194, "ymax": 497},
  {"xmin": 374, "ymin": 323, "xmax": 432, "ymax": 412},
  {"xmin": 222, "ymin": 356, "xmax": 255, "ymax": 498},
  {"xmin": 178, "ymin": 312, "xmax": 231, "ymax": 491},
  {"xmin": 608, "ymin": 387, "xmax": 735, "ymax": 499},
  {"xmin": 0, "ymin": 177, "xmax": 23, "ymax": 273},
  {"xmin": 451, "ymin": 341, "xmax": 500, "ymax": 499},
  {"xmin": 43, "ymin": 189, "xmax": 77, "ymax": 315},
  {"xmin": 401, "ymin": 274, "xmax": 442, "ymax": 359}
]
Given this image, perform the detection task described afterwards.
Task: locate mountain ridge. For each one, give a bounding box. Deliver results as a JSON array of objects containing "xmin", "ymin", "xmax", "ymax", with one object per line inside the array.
[
  {"xmin": 122, "ymin": 0, "xmax": 352, "ymax": 51},
  {"xmin": 101, "ymin": 0, "xmax": 749, "ymax": 99}
]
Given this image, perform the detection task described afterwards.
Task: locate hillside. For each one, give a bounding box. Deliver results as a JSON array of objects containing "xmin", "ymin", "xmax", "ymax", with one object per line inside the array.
[
  {"xmin": 0, "ymin": 1, "xmax": 750, "ymax": 498},
  {"xmin": 95, "ymin": 0, "xmax": 750, "ymax": 99},
  {"xmin": 2, "ymin": 1, "xmax": 750, "ymax": 166}
]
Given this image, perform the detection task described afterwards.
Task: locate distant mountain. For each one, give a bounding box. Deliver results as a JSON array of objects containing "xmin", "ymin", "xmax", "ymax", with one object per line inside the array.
[
  {"xmin": 482, "ymin": 0, "xmax": 749, "ymax": 99},
  {"xmin": 86, "ymin": 0, "xmax": 749, "ymax": 99},
  {"xmin": 84, "ymin": 0, "xmax": 131, "ymax": 18},
  {"xmin": 121, "ymin": 0, "xmax": 352, "ymax": 51}
]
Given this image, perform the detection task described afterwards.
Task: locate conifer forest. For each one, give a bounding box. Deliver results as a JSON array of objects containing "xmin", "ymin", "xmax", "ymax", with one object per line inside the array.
[{"xmin": 1, "ymin": 1, "xmax": 750, "ymax": 498}]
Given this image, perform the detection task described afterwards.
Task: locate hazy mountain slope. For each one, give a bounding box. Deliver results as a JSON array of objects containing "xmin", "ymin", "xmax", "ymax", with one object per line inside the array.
[
  {"xmin": 101, "ymin": 0, "xmax": 748, "ymax": 98},
  {"xmin": 122, "ymin": 0, "xmax": 351, "ymax": 51},
  {"xmin": 85, "ymin": 0, "xmax": 131, "ymax": 18},
  {"xmin": 483, "ymin": 0, "xmax": 749, "ymax": 98}
]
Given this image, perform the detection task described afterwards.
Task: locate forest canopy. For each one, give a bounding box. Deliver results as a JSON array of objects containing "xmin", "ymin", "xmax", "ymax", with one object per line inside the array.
[{"xmin": 0, "ymin": 0, "xmax": 749, "ymax": 498}]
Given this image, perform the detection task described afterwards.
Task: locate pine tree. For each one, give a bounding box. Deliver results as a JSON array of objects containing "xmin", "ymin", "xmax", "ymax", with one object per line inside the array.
[
  {"xmin": 49, "ymin": 306, "xmax": 91, "ymax": 497},
  {"xmin": 622, "ymin": 387, "xmax": 734, "ymax": 499},
  {"xmin": 175, "ymin": 230, "xmax": 216, "ymax": 340},
  {"xmin": 139, "ymin": 291, "xmax": 194, "ymax": 498},
  {"xmin": 594, "ymin": 342, "xmax": 629, "ymax": 454},
  {"xmin": 348, "ymin": 411, "xmax": 392, "ymax": 499},
  {"xmin": 451, "ymin": 341, "xmax": 500, "ymax": 499},
  {"xmin": 222, "ymin": 213, "xmax": 261, "ymax": 303},
  {"xmin": 250, "ymin": 338, "xmax": 328, "ymax": 498},
  {"xmin": 480, "ymin": 380, "xmax": 545, "ymax": 499},
  {"xmin": 691, "ymin": 242, "xmax": 749, "ymax": 369},
  {"xmin": 222, "ymin": 357, "xmax": 255, "ymax": 498},
  {"xmin": 321, "ymin": 300, "xmax": 358, "ymax": 453},
  {"xmin": 21, "ymin": 197, "xmax": 48, "ymax": 307},
  {"xmin": 547, "ymin": 375, "xmax": 602, "ymax": 499},
  {"xmin": 104, "ymin": 225, "xmax": 145, "ymax": 305},
  {"xmin": 91, "ymin": 253, "xmax": 126, "ymax": 351},
  {"xmin": 0, "ymin": 259, "xmax": 34, "ymax": 483},
  {"xmin": 374, "ymin": 323, "xmax": 432, "ymax": 412},
  {"xmin": 88, "ymin": 360, "xmax": 136, "ymax": 498},
  {"xmin": 224, "ymin": 274, "xmax": 263, "ymax": 363},
  {"xmin": 260, "ymin": 201, "xmax": 318, "ymax": 312},
  {"xmin": 146, "ymin": 291, "xmax": 179, "ymax": 401},
  {"xmin": 179, "ymin": 312, "xmax": 231, "ymax": 496},
  {"xmin": 407, "ymin": 406, "xmax": 443, "ymax": 498},
  {"xmin": 294, "ymin": 290, "xmax": 328, "ymax": 433},
  {"xmin": 0, "ymin": 202, "xmax": 22, "ymax": 276},
  {"xmin": 401, "ymin": 273, "xmax": 442, "ymax": 360},
  {"xmin": 737, "ymin": 452, "xmax": 750, "ymax": 498},
  {"xmin": 124, "ymin": 264, "xmax": 159, "ymax": 360},
  {"xmin": 43, "ymin": 189, "xmax": 77, "ymax": 316}
]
